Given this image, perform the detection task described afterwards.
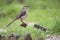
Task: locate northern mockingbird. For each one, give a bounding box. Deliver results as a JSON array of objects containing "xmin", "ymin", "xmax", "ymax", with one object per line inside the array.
[{"xmin": 5, "ymin": 6, "xmax": 29, "ymax": 28}]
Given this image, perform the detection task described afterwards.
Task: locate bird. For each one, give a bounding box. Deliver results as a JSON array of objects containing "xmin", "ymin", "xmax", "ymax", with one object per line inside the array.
[{"xmin": 5, "ymin": 5, "xmax": 29, "ymax": 28}]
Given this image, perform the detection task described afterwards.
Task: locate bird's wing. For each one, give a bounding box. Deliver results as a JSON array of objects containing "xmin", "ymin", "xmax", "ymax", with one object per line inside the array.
[
  {"xmin": 20, "ymin": 11, "xmax": 26, "ymax": 17},
  {"xmin": 16, "ymin": 11, "xmax": 26, "ymax": 19}
]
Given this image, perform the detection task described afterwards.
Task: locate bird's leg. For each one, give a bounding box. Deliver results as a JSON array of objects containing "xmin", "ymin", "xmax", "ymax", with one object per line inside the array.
[
  {"xmin": 20, "ymin": 19, "xmax": 25, "ymax": 23},
  {"xmin": 20, "ymin": 20, "xmax": 27, "ymax": 27}
]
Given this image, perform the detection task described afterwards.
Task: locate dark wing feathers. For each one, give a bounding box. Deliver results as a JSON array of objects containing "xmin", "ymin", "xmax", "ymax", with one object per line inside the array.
[
  {"xmin": 20, "ymin": 11, "xmax": 26, "ymax": 17},
  {"xmin": 16, "ymin": 11, "xmax": 26, "ymax": 19}
]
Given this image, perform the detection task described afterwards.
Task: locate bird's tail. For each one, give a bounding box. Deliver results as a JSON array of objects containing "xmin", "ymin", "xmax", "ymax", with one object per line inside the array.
[{"xmin": 5, "ymin": 18, "xmax": 17, "ymax": 29}]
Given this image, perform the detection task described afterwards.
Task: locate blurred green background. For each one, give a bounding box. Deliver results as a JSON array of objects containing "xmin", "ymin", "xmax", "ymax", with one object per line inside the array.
[{"xmin": 0, "ymin": 0, "xmax": 60, "ymax": 40}]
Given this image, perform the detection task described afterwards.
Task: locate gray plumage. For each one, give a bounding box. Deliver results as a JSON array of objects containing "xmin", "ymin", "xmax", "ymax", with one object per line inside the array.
[{"xmin": 5, "ymin": 6, "xmax": 29, "ymax": 28}]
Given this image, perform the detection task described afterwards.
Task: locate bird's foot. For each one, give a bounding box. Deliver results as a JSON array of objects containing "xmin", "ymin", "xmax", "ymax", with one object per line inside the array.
[{"xmin": 20, "ymin": 23, "xmax": 27, "ymax": 28}]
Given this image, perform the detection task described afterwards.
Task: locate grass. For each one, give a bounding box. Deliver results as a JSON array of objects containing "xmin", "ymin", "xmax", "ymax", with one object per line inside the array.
[{"xmin": 0, "ymin": 0, "xmax": 60, "ymax": 40}]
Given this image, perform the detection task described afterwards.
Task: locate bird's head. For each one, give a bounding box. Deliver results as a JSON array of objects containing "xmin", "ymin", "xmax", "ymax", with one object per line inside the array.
[
  {"xmin": 24, "ymin": 5, "xmax": 29, "ymax": 7},
  {"xmin": 23, "ymin": 5, "xmax": 29, "ymax": 11},
  {"xmin": 24, "ymin": 5, "xmax": 29, "ymax": 9}
]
